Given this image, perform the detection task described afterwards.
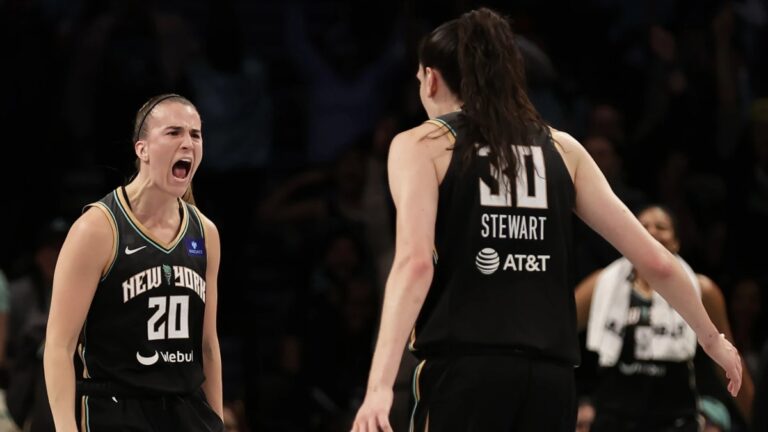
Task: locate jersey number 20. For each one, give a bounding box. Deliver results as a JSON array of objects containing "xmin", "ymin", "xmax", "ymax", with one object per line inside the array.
[
  {"xmin": 147, "ymin": 295, "xmax": 189, "ymax": 340},
  {"xmin": 478, "ymin": 145, "xmax": 547, "ymax": 209}
]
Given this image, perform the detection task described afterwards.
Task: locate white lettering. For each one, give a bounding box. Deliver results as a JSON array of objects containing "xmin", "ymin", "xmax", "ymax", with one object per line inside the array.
[
  {"xmin": 147, "ymin": 267, "xmax": 162, "ymax": 291},
  {"xmin": 135, "ymin": 273, "xmax": 146, "ymax": 295},
  {"xmin": 529, "ymin": 217, "xmax": 538, "ymax": 240},
  {"xmin": 184, "ymin": 268, "xmax": 195, "ymax": 290},
  {"xmin": 515, "ymin": 147, "xmax": 548, "ymax": 209},
  {"xmin": 158, "ymin": 350, "xmax": 194, "ymax": 363},
  {"xmin": 479, "ymin": 145, "xmax": 548, "ymax": 208},
  {"xmin": 479, "ymin": 214, "xmax": 547, "ymax": 241},
  {"xmin": 171, "ymin": 266, "xmax": 206, "ymax": 302},
  {"xmin": 122, "ymin": 278, "xmax": 135, "ymax": 303},
  {"xmin": 497, "ymin": 254, "xmax": 551, "ymax": 272},
  {"xmin": 503, "ymin": 254, "xmax": 517, "ymax": 271},
  {"xmin": 518, "ymin": 219, "xmax": 528, "ymax": 239},
  {"xmin": 540, "ymin": 255, "xmax": 549, "ymax": 271},
  {"xmin": 123, "ymin": 267, "xmax": 163, "ymax": 303},
  {"xmin": 174, "ymin": 266, "xmax": 183, "ymax": 287},
  {"xmin": 509, "ymin": 215, "xmax": 521, "ymax": 238},
  {"xmin": 147, "ymin": 297, "xmax": 167, "ymax": 341}
]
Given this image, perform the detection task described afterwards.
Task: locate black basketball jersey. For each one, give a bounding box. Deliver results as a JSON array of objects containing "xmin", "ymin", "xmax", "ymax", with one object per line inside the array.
[
  {"xmin": 593, "ymin": 290, "xmax": 697, "ymax": 420},
  {"xmin": 410, "ymin": 112, "xmax": 579, "ymax": 365},
  {"xmin": 79, "ymin": 188, "xmax": 207, "ymax": 394}
]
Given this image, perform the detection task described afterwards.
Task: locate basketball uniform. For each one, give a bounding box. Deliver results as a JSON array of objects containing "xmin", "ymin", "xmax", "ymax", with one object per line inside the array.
[
  {"xmin": 76, "ymin": 188, "xmax": 222, "ymax": 431},
  {"xmin": 409, "ymin": 112, "xmax": 578, "ymax": 431},
  {"xmin": 591, "ymin": 289, "xmax": 698, "ymax": 432}
]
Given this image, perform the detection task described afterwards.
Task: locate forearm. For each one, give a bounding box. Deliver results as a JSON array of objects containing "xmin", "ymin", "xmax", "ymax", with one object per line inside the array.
[
  {"xmin": 645, "ymin": 257, "xmax": 718, "ymax": 341},
  {"xmin": 44, "ymin": 345, "xmax": 78, "ymax": 432},
  {"xmin": 202, "ymin": 340, "xmax": 223, "ymax": 419},
  {"xmin": 367, "ymin": 258, "xmax": 433, "ymax": 391}
]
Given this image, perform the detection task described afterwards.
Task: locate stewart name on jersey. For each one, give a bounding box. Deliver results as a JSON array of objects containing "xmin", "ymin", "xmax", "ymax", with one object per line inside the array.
[{"xmin": 410, "ymin": 112, "xmax": 579, "ymax": 365}]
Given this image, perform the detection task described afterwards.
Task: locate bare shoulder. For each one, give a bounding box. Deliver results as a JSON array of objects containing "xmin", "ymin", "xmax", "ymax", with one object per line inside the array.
[
  {"xmin": 74, "ymin": 206, "xmax": 115, "ymax": 244},
  {"xmin": 390, "ymin": 122, "xmax": 452, "ymax": 159},
  {"xmin": 548, "ymin": 127, "xmax": 585, "ymax": 178},
  {"xmin": 549, "ymin": 127, "xmax": 586, "ymax": 155},
  {"xmin": 59, "ymin": 206, "xmax": 115, "ymax": 268}
]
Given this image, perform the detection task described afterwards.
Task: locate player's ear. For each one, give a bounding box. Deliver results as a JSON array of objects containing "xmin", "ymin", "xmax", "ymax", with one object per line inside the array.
[
  {"xmin": 425, "ymin": 67, "xmax": 439, "ymax": 97},
  {"xmin": 135, "ymin": 140, "xmax": 149, "ymax": 162}
]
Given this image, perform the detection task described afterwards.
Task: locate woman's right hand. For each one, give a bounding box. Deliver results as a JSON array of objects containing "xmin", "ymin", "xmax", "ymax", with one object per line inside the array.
[
  {"xmin": 700, "ymin": 332, "xmax": 743, "ymax": 396},
  {"xmin": 350, "ymin": 387, "xmax": 394, "ymax": 432}
]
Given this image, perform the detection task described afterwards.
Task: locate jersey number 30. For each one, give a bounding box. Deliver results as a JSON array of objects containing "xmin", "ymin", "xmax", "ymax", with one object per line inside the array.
[
  {"xmin": 147, "ymin": 295, "xmax": 190, "ymax": 340},
  {"xmin": 478, "ymin": 145, "xmax": 547, "ymax": 209}
]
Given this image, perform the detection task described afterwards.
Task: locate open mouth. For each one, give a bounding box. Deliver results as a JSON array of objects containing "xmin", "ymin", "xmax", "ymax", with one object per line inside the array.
[{"xmin": 172, "ymin": 159, "xmax": 192, "ymax": 180}]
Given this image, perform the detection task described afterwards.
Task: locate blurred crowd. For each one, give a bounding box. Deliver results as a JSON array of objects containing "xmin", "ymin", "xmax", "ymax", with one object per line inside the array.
[{"xmin": 0, "ymin": 0, "xmax": 767, "ymax": 431}]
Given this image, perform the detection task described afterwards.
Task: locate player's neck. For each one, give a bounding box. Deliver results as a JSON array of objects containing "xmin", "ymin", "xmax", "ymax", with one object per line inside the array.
[
  {"xmin": 429, "ymin": 93, "xmax": 463, "ymax": 118},
  {"xmin": 123, "ymin": 180, "xmax": 181, "ymax": 227},
  {"xmin": 431, "ymin": 105, "xmax": 462, "ymax": 118}
]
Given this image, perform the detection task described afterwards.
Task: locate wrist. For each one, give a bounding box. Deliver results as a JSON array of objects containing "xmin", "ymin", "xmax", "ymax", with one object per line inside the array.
[
  {"xmin": 697, "ymin": 330, "xmax": 723, "ymax": 349},
  {"xmin": 366, "ymin": 383, "xmax": 393, "ymax": 393}
]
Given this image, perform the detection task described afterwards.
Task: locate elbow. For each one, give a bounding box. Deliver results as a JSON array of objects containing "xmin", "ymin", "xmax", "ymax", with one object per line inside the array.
[
  {"xmin": 408, "ymin": 257, "xmax": 434, "ymax": 279},
  {"xmin": 43, "ymin": 339, "xmax": 75, "ymax": 369},
  {"xmin": 395, "ymin": 252, "xmax": 434, "ymax": 281},
  {"xmin": 640, "ymin": 249, "xmax": 677, "ymax": 281},
  {"xmin": 202, "ymin": 333, "xmax": 220, "ymax": 358},
  {"xmin": 44, "ymin": 332, "xmax": 78, "ymax": 358}
]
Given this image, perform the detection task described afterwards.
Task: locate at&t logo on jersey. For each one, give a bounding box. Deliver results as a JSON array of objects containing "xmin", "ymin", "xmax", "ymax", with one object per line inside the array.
[
  {"xmin": 136, "ymin": 349, "xmax": 194, "ymax": 366},
  {"xmin": 475, "ymin": 248, "xmax": 551, "ymax": 275},
  {"xmin": 475, "ymin": 248, "xmax": 500, "ymax": 274}
]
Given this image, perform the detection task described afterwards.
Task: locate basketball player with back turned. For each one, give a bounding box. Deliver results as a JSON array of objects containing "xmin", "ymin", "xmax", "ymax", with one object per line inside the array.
[
  {"xmin": 351, "ymin": 8, "xmax": 742, "ymax": 432},
  {"xmin": 44, "ymin": 94, "xmax": 224, "ymax": 431}
]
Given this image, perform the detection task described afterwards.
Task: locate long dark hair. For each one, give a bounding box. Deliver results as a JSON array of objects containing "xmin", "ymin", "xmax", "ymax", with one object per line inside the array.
[
  {"xmin": 132, "ymin": 93, "xmax": 198, "ymax": 205},
  {"xmin": 418, "ymin": 8, "xmax": 547, "ymax": 181}
]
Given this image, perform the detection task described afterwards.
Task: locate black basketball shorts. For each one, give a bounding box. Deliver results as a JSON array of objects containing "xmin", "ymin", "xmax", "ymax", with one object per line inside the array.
[
  {"xmin": 409, "ymin": 354, "xmax": 576, "ymax": 432},
  {"xmin": 79, "ymin": 387, "xmax": 223, "ymax": 431}
]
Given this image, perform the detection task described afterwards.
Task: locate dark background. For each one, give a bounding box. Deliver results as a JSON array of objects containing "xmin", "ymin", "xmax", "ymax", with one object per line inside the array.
[{"xmin": 0, "ymin": 0, "xmax": 767, "ymax": 430}]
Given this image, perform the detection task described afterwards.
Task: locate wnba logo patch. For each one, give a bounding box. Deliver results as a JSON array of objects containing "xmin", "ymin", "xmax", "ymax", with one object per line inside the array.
[
  {"xmin": 185, "ymin": 238, "xmax": 205, "ymax": 256},
  {"xmin": 475, "ymin": 248, "xmax": 500, "ymax": 275}
]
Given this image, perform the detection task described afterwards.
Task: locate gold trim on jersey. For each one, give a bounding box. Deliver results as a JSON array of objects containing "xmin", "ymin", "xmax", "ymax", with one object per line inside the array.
[
  {"xmin": 424, "ymin": 119, "xmax": 457, "ymax": 145},
  {"xmin": 414, "ymin": 360, "xmax": 425, "ymax": 401},
  {"xmin": 78, "ymin": 327, "xmax": 92, "ymax": 431},
  {"xmin": 80, "ymin": 396, "xmax": 87, "ymax": 432},
  {"xmin": 114, "ymin": 189, "xmax": 189, "ymax": 252},
  {"xmin": 85, "ymin": 202, "xmax": 118, "ymax": 279},
  {"xmin": 409, "ymin": 359, "xmax": 427, "ymax": 432},
  {"xmin": 78, "ymin": 343, "xmax": 91, "ymax": 379},
  {"xmin": 188, "ymin": 204, "xmax": 206, "ymax": 240},
  {"xmin": 408, "ymin": 327, "xmax": 417, "ymax": 352}
]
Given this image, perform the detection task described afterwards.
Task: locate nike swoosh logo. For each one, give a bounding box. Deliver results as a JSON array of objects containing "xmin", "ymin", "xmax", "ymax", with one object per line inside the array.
[
  {"xmin": 136, "ymin": 350, "xmax": 159, "ymax": 366},
  {"xmin": 125, "ymin": 245, "xmax": 147, "ymax": 255}
]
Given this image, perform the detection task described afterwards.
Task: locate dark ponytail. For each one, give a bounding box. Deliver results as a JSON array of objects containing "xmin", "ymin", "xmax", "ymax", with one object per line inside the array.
[{"xmin": 419, "ymin": 8, "xmax": 547, "ymax": 181}]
